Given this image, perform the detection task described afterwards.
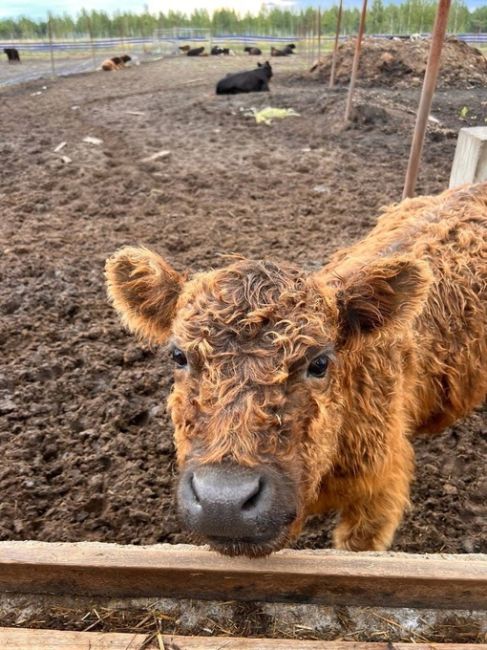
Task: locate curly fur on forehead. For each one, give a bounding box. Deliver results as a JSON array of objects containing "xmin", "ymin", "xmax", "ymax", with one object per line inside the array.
[{"xmin": 172, "ymin": 258, "xmax": 337, "ymax": 381}]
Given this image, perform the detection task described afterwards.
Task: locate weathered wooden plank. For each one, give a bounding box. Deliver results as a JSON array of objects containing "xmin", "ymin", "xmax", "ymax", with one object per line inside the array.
[
  {"xmin": 1, "ymin": 628, "xmax": 148, "ymax": 649},
  {"xmin": 0, "ymin": 542, "xmax": 486, "ymax": 610},
  {"xmin": 173, "ymin": 642, "xmax": 486, "ymax": 650},
  {"xmin": 449, "ymin": 126, "xmax": 487, "ymax": 187},
  {"xmin": 1, "ymin": 629, "xmax": 486, "ymax": 650}
]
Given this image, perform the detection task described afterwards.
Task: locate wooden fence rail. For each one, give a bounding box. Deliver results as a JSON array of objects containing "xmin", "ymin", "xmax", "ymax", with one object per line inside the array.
[
  {"xmin": 0, "ymin": 542, "xmax": 486, "ymax": 610},
  {"xmin": 1, "ymin": 629, "xmax": 487, "ymax": 649}
]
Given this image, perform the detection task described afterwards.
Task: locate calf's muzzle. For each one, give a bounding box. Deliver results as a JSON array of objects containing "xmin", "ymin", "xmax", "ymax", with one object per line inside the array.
[{"xmin": 178, "ymin": 463, "xmax": 296, "ymax": 545}]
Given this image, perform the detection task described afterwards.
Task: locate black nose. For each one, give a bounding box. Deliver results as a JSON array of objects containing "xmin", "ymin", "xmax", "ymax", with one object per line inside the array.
[{"xmin": 178, "ymin": 463, "xmax": 295, "ymax": 543}]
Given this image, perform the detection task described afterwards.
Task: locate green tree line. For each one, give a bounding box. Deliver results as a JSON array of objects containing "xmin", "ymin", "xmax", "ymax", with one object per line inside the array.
[{"xmin": 1, "ymin": 0, "xmax": 486, "ymax": 40}]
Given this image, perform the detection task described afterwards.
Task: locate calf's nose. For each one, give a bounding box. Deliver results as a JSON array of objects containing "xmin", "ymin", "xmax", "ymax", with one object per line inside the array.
[{"xmin": 178, "ymin": 463, "xmax": 280, "ymax": 541}]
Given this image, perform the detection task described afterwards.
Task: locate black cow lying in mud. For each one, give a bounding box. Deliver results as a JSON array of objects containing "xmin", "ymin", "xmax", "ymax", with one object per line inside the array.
[
  {"xmin": 211, "ymin": 46, "xmax": 232, "ymax": 55},
  {"xmin": 188, "ymin": 46, "xmax": 205, "ymax": 57},
  {"xmin": 271, "ymin": 44, "xmax": 296, "ymax": 56},
  {"xmin": 179, "ymin": 45, "xmax": 205, "ymax": 56},
  {"xmin": 216, "ymin": 61, "xmax": 272, "ymax": 95},
  {"xmin": 244, "ymin": 46, "xmax": 262, "ymax": 55},
  {"xmin": 4, "ymin": 47, "xmax": 21, "ymax": 63},
  {"xmin": 216, "ymin": 61, "xmax": 273, "ymax": 95}
]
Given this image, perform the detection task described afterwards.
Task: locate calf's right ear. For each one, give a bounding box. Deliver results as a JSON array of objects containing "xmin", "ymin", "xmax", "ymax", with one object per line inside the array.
[
  {"xmin": 333, "ymin": 256, "xmax": 433, "ymax": 341},
  {"xmin": 105, "ymin": 246, "xmax": 183, "ymax": 344}
]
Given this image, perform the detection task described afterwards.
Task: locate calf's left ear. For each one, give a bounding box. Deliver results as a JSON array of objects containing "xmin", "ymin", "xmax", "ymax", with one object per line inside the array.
[
  {"xmin": 105, "ymin": 246, "xmax": 183, "ymax": 343},
  {"xmin": 335, "ymin": 256, "xmax": 433, "ymax": 340}
]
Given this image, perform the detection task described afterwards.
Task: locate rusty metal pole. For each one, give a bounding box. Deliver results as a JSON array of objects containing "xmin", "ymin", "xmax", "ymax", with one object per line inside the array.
[
  {"xmin": 344, "ymin": 0, "xmax": 368, "ymax": 121},
  {"xmin": 329, "ymin": 0, "xmax": 343, "ymax": 88},
  {"xmin": 403, "ymin": 0, "xmax": 452, "ymax": 198}
]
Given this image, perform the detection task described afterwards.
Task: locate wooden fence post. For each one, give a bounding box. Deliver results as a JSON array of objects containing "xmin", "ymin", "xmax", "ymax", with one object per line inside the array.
[
  {"xmin": 344, "ymin": 0, "xmax": 368, "ymax": 121},
  {"xmin": 47, "ymin": 13, "xmax": 56, "ymax": 79},
  {"xmin": 403, "ymin": 0, "xmax": 452, "ymax": 198},
  {"xmin": 88, "ymin": 16, "xmax": 96, "ymax": 71},
  {"xmin": 317, "ymin": 8, "xmax": 322, "ymax": 64},
  {"xmin": 329, "ymin": 0, "xmax": 343, "ymax": 88}
]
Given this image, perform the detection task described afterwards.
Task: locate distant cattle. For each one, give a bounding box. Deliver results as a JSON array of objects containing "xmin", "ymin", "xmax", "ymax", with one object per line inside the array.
[
  {"xmin": 244, "ymin": 46, "xmax": 262, "ymax": 55},
  {"xmin": 101, "ymin": 54, "xmax": 131, "ymax": 71},
  {"xmin": 386, "ymin": 34, "xmax": 423, "ymax": 41},
  {"xmin": 216, "ymin": 61, "xmax": 272, "ymax": 95},
  {"xmin": 3, "ymin": 47, "xmax": 20, "ymax": 64},
  {"xmin": 271, "ymin": 44, "xmax": 296, "ymax": 56},
  {"xmin": 211, "ymin": 46, "xmax": 233, "ymax": 56},
  {"xmin": 187, "ymin": 46, "xmax": 205, "ymax": 57}
]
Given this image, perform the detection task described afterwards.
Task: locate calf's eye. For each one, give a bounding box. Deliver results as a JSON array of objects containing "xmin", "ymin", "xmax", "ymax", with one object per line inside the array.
[
  {"xmin": 307, "ymin": 355, "xmax": 329, "ymax": 378},
  {"xmin": 171, "ymin": 347, "xmax": 188, "ymax": 368}
]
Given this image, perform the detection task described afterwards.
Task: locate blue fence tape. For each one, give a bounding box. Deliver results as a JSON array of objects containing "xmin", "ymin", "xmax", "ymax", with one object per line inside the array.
[{"xmin": 1, "ymin": 32, "xmax": 486, "ymax": 51}]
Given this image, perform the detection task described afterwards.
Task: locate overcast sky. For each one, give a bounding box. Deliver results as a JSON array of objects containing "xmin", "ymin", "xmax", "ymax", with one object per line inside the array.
[
  {"xmin": 1, "ymin": 0, "xmax": 144, "ymax": 20},
  {"xmin": 1, "ymin": 0, "xmax": 485, "ymax": 21},
  {"xmin": 3, "ymin": 0, "xmax": 264, "ymax": 20}
]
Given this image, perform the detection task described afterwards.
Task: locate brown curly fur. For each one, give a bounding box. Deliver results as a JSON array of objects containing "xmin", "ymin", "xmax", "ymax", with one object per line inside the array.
[
  {"xmin": 101, "ymin": 55, "xmax": 131, "ymax": 71},
  {"xmin": 105, "ymin": 182, "xmax": 487, "ymax": 555}
]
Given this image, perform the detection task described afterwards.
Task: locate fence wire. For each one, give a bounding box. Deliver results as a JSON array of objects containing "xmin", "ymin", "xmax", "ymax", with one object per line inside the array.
[{"xmin": 1, "ymin": 29, "xmax": 486, "ymax": 87}]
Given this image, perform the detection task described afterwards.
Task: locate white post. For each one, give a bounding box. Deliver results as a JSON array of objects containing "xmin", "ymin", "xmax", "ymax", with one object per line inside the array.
[{"xmin": 449, "ymin": 127, "xmax": 487, "ymax": 188}]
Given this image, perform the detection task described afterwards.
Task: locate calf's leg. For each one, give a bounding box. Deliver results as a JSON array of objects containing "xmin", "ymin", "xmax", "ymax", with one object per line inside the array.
[{"xmin": 332, "ymin": 436, "xmax": 414, "ymax": 551}]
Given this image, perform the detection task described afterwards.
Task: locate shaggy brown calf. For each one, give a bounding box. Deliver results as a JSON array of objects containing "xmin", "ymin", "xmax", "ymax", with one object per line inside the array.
[
  {"xmin": 101, "ymin": 55, "xmax": 131, "ymax": 71},
  {"xmin": 106, "ymin": 183, "xmax": 487, "ymax": 557}
]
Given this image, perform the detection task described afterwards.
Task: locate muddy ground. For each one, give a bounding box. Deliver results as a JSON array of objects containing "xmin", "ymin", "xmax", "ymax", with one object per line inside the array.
[{"xmin": 0, "ymin": 54, "xmax": 486, "ymax": 554}]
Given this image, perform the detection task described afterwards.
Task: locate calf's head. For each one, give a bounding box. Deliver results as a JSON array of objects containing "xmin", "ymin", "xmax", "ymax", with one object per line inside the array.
[
  {"xmin": 257, "ymin": 61, "xmax": 273, "ymax": 79},
  {"xmin": 106, "ymin": 247, "xmax": 431, "ymax": 557}
]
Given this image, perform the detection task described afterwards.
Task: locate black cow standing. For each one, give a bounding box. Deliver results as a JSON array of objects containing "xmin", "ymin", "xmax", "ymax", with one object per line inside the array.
[
  {"xmin": 216, "ymin": 61, "xmax": 272, "ymax": 95},
  {"xmin": 244, "ymin": 46, "xmax": 262, "ymax": 55},
  {"xmin": 4, "ymin": 47, "xmax": 21, "ymax": 63}
]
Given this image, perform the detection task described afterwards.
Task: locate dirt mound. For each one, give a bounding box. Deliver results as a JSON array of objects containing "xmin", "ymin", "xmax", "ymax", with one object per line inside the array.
[{"xmin": 309, "ymin": 37, "xmax": 487, "ymax": 88}]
